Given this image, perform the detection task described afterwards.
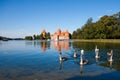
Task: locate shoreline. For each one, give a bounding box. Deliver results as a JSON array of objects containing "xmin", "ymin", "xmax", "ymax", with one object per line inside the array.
[{"xmin": 72, "ymin": 39, "xmax": 120, "ymax": 43}]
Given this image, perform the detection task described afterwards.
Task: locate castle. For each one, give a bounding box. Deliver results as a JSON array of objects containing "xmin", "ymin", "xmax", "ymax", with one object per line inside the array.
[
  {"xmin": 51, "ymin": 28, "xmax": 71, "ymax": 41},
  {"xmin": 41, "ymin": 29, "xmax": 46, "ymax": 39}
]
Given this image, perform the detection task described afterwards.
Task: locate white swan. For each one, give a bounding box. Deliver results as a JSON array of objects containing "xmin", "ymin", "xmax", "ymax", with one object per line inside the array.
[
  {"xmin": 59, "ymin": 52, "xmax": 68, "ymax": 62},
  {"xmin": 107, "ymin": 50, "xmax": 113, "ymax": 62},
  {"xmin": 80, "ymin": 49, "xmax": 88, "ymax": 65},
  {"xmin": 95, "ymin": 45, "xmax": 100, "ymax": 58},
  {"xmin": 74, "ymin": 51, "xmax": 78, "ymax": 58}
]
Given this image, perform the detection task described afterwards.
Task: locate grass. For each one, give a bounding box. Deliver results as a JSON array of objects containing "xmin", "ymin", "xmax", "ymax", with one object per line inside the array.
[{"xmin": 72, "ymin": 39, "xmax": 120, "ymax": 43}]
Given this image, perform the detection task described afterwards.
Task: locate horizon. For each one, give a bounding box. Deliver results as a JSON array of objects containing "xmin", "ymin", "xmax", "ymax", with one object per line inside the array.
[{"xmin": 0, "ymin": 0, "xmax": 120, "ymax": 38}]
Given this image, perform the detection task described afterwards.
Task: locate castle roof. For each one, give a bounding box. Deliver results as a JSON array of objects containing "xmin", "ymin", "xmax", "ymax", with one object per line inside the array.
[{"xmin": 42, "ymin": 29, "xmax": 46, "ymax": 33}]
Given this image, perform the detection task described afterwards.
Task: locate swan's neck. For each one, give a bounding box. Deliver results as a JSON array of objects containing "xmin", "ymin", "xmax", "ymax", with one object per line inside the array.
[
  {"xmin": 95, "ymin": 45, "xmax": 99, "ymax": 53},
  {"xmin": 110, "ymin": 50, "xmax": 113, "ymax": 55},
  {"xmin": 95, "ymin": 49, "xmax": 99, "ymax": 52},
  {"xmin": 96, "ymin": 46, "xmax": 97, "ymax": 49},
  {"xmin": 109, "ymin": 55, "xmax": 113, "ymax": 61},
  {"xmin": 95, "ymin": 52, "xmax": 99, "ymax": 58},
  {"xmin": 59, "ymin": 55, "xmax": 62, "ymax": 61},
  {"xmin": 80, "ymin": 55, "xmax": 83, "ymax": 65}
]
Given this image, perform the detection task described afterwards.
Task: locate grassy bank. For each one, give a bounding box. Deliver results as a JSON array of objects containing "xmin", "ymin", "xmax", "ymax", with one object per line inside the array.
[{"xmin": 72, "ymin": 39, "xmax": 120, "ymax": 43}]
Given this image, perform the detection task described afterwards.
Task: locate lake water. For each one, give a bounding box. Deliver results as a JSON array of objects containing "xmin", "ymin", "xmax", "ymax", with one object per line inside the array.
[{"xmin": 0, "ymin": 40, "xmax": 120, "ymax": 80}]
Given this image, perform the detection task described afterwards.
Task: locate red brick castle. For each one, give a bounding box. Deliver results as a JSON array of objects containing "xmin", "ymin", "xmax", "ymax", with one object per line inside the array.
[{"xmin": 51, "ymin": 28, "xmax": 71, "ymax": 40}]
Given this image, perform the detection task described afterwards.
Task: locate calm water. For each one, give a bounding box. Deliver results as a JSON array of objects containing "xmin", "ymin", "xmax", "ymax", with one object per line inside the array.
[{"xmin": 0, "ymin": 40, "xmax": 120, "ymax": 80}]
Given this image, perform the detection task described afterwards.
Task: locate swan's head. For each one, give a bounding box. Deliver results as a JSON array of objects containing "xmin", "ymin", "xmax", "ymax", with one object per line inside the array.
[
  {"xmin": 107, "ymin": 50, "xmax": 113, "ymax": 56},
  {"xmin": 95, "ymin": 45, "xmax": 99, "ymax": 52},
  {"xmin": 59, "ymin": 57, "xmax": 62, "ymax": 61},
  {"xmin": 111, "ymin": 50, "xmax": 113, "ymax": 54},
  {"xmin": 74, "ymin": 53, "xmax": 78, "ymax": 58},
  {"xmin": 81, "ymin": 49, "xmax": 84, "ymax": 55}
]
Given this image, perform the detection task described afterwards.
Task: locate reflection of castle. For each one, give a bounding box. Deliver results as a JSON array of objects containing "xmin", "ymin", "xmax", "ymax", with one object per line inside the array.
[
  {"xmin": 51, "ymin": 41, "xmax": 69, "ymax": 51},
  {"xmin": 32, "ymin": 41, "xmax": 50, "ymax": 52},
  {"xmin": 51, "ymin": 28, "xmax": 71, "ymax": 41},
  {"xmin": 41, "ymin": 41, "xmax": 46, "ymax": 52}
]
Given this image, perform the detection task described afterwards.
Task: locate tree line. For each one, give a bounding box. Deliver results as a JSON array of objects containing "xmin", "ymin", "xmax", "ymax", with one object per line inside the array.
[
  {"xmin": 72, "ymin": 12, "xmax": 120, "ymax": 39},
  {"xmin": 25, "ymin": 32, "xmax": 50, "ymax": 40}
]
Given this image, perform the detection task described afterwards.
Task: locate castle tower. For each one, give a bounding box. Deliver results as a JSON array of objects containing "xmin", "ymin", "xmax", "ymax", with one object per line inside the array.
[
  {"xmin": 57, "ymin": 28, "xmax": 61, "ymax": 35},
  {"xmin": 42, "ymin": 29, "xmax": 46, "ymax": 38}
]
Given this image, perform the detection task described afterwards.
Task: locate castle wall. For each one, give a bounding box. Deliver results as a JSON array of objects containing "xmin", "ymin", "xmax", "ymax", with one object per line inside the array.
[{"xmin": 51, "ymin": 29, "xmax": 70, "ymax": 40}]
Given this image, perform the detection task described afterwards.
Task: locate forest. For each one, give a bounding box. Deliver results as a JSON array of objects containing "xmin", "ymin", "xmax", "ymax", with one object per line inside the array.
[
  {"xmin": 25, "ymin": 32, "xmax": 50, "ymax": 40},
  {"xmin": 72, "ymin": 12, "xmax": 120, "ymax": 39}
]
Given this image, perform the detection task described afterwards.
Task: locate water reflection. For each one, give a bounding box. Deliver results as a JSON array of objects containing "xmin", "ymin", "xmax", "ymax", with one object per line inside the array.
[
  {"xmin": 51, "ymin": 41, "xmax": 70, "ymax": 52},
  {"xmin": 80, "ymin": 65, "xmax": 83, "ymax": 75},
  {"xmin": 25, "ymin": 40, "xmax": 50, "ymax": 52},
  {"xmin": 109, "ymin": 61, "xmax": 113, "ymax": 69},
  {"xmin": 24, "ymin": 40, "xmax": 120, "ymax": 71},
  {"xmin": 41, "ymin": 41, "xmax": 46, "ymax": 52},
  {"xmin": 72, "ymin": 41, "xmax": 120, "ymax": 50},
  {"xmin": 59, "ymin": 60, "xmax": 63, "ymax": 71},
  {"xmin": 25, "ymin": 40, "xmax": 70, "ymax": 52},
  {"xmin": 95, "ymin": 58, "xmax": 99, "ymax": 64},
  {"xmin": 1, "ymin": 40, "xmax": 120, "ymax": 80}
]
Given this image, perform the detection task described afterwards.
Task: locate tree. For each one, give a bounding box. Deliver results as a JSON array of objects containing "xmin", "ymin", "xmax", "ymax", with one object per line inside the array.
[
  {"xmin": 25, "ymin": 36, "xmax": 33, "ymax": 40},
  {"xmin": 47, "ymin": 32, "xmax": 51, "ymax": 39},
  {"xmin": 85, "ymin": 17, "xmax": 93, "ymax": 26},
  {"xmin": 113, "ymin": 12, "xmax": 120, "ymax": 19},
  {"xmin": 72, "ymin": 12, "xmax": 120, "ymax": 39}
]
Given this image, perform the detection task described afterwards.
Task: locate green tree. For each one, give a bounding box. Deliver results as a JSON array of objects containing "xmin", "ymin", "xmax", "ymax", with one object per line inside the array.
[
  {"xmin": 25, "ymin": 36, "xmax": 33, "ymax": 40},
  {"xmin": 72, "ymin": 12, "xmax": 120, "ymax": 39},
  {"xmin": 47, "ymin": 32, "xmax": 51, "ymax": 39},
  {"xmin": 85, "ymin": 17, "xmax": 93, "ymax": 26}
]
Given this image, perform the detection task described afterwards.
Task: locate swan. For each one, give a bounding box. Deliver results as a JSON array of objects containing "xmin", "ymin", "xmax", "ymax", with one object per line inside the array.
[
  {"xmin": 107, "ymin": 50, "xmax": 113, "ymax": 56},
  {"xmin": 74, "ymin": 51, "xmax": 78, "ymax": 58},
  {"xmin": 59, "ymin": 52, "xmax": 68, "ymax": 61},
  {"xmin": 95, "ymin": 45, "xmax": 100, "ymax": 58},
  {"xmin": 80, "ymin": 49, "xmax": 88, "ymax": 65},
  {"xmin": 107, "ymin": 50, "xmax": 113, "ymax": 62},
  {"xmin": 60, "ymin": 56, "xmax": 68, "ymax": 61}
]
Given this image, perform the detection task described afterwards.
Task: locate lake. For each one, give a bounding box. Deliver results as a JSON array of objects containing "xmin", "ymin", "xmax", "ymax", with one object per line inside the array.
[{"xmin": 0, "ymin": 40, "xmax": 120, "ymax": 80}]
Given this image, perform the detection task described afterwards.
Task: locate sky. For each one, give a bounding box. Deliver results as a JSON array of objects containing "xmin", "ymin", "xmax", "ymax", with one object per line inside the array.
[{"xmin": 0, "ymin": 0, "xmax": 120, "ymax": 38}]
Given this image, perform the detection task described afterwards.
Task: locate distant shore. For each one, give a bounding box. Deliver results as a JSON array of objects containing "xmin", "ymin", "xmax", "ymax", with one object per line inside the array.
[{"xmin": 72, "ymin": 39, "xmax": 120, "ymax": 43}]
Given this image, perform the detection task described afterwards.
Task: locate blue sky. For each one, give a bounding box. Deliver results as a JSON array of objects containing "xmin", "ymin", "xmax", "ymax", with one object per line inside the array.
[{"xmin": 0, "ymin": 0, "xmax": 120, "ymax": 38}]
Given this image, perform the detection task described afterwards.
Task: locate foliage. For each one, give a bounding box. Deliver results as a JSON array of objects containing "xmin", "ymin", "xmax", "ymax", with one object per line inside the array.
[
  {"xmin": 25, "ymin": 36, "xmax": 33, "ymax": 40},
  {"xmin": 72, "ymin": 12, "xmax": 120, "ymax": 39},
  {"xmin": 25, "ymin": 32, "xmax": 51, "ymax": 40}
]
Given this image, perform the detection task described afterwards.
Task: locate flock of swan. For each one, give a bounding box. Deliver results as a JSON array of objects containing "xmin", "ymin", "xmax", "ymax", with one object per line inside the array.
[{"xmin": 59, "ymin": 45, "xmax": 113, "ymax": 65}]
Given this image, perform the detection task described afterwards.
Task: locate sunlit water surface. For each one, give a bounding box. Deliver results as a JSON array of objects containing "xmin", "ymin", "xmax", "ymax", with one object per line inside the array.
[{"xmin": 0, "ymin": 40, "xmax": 120, "ymax": 80}]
